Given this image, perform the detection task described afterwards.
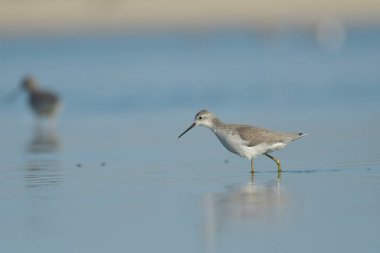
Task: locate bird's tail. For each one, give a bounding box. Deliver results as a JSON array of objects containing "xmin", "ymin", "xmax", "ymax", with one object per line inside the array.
[{"xmin": 288, "ymin": 132, "xmax": 308, "ymax": 142}]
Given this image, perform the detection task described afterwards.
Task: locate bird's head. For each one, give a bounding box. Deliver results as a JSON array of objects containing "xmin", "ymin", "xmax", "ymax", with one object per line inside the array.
[
  {"xmin": 178, "ymin": 110, "xmax": 217, "ymax": 138},
  {"xmin": 21, "ymin": 76, "xmax": 38, "ymax": 92}
]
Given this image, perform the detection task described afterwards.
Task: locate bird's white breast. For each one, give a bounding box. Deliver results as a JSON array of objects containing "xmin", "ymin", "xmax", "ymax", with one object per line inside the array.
[
  {"xmin": 213, "ymin": 129, "xmax": 287, "ymax": 160},
  {"xmin": 213, "ymin": 130, "xmax": 250, "ymax": 158}
]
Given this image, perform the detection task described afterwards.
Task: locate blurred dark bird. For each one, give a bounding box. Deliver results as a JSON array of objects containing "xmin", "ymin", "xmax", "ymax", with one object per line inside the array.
[{"xmin": 21, "ymin": 76, "xmax": 61, "ymax": 118}]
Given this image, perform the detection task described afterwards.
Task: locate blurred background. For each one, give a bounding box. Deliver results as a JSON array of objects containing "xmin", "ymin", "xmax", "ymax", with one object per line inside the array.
[
  {"xmin": 1, "ymin": 0, "xmax": 380, "ymax": 33},
  {"xmin": 0, "ymin": 1, "xmax": 380, "ymax": 253},
  {"xmin": 1, "ymin": 0, "xmax": 379, "ymax": 162}
]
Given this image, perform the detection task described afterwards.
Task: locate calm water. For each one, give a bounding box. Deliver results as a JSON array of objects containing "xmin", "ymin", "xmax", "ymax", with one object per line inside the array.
[{"xmin": 0, "ymin": 28, "xmax": 380, "ymax": 252}]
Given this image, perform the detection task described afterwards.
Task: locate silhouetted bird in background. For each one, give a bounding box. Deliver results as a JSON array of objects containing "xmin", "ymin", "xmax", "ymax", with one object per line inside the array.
[{"xmin": 21, "ymin": 76, "xmax": 61, "ymax": 119}]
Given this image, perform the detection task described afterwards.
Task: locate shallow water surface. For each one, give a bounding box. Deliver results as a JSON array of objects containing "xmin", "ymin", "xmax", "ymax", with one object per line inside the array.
[{"xmin": 0, "ymin": 29, "xmax": 379, "ymax": 252}]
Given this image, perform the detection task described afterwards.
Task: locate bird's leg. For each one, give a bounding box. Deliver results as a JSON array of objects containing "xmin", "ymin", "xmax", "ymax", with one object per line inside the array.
[
  {"xmin": 250, "ymin": 159, "xmax": 255, "ymax": 174},
  {"xmin": 250, "ymin": 172, "xmax": 255, "ymax": 186},
  {"xmin": 277, "ymin": 170, "xmax": 282, "ymax": 181},
  {"xmin": 265, "ymin": 154, "xmax": 281, "ymax": 172}
]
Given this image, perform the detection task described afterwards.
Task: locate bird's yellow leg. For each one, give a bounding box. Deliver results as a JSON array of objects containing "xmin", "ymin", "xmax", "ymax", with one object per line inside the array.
[
  {"xmin": 277, "ymin": 170, "xmax": 282, "ymax": 181},
  {"xmin": 250, "ymin": 172, "xmax": 255, "ymax": 185},
  {"xmin": 250, "ymin": 159, "xmax": 255, "ymax": 174},
  {"xmin": 265, "ymin": 154, "xmax": 282, "ymax": 172}
]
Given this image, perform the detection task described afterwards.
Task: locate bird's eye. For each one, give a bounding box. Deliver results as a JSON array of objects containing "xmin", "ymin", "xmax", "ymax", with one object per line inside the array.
[{"xmin": 198, "ymin": 116, "xmax": 203, "ymax": 120}]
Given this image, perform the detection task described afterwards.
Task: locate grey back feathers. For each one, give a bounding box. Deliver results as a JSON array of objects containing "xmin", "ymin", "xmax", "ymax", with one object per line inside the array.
[
  {"xmin": 221, "ymin": 124, "xmax": 302, "ymax": 147},
  {"xmin": 29, "ymin": 90, "xmax": 60, "ymax": 116}
]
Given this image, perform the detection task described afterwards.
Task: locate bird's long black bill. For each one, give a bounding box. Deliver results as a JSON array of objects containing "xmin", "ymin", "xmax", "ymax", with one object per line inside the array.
[{"xmin": 178, "ymin": 123, "xmax": 196, "ymax": 138}]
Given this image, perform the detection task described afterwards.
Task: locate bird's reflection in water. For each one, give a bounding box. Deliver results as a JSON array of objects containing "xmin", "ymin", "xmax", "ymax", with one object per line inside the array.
[
  {"xmin": 201, "ymin": 172, "xmax": 289, "ymax": 252},
  {"xmin": 25, "ymin": 159, "xmax": 61, "ymax": 188},
  {"xmin": 27, "ymin": 123, "xmax": 60, "ymax": 154},
  {"xmin": 25, "ymin": 124, "xmax": 61, "ymax": 188}
]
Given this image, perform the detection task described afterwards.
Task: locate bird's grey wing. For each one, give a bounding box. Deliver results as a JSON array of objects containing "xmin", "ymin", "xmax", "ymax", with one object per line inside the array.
[
  {"xmin": 31, "ymin": 91, "xmax": 59, "ymax": 113},
  {"xmin": 40, "ymin": 91, "xmax": 59, "ymax": 105},
  {"xmin": 236, "ymin": 125, "xmax": 297, "ymax": 147}
]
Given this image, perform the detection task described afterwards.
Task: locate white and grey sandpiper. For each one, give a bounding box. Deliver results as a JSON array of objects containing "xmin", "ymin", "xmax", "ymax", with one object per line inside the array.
[{"xmin": 178, "ymin": 110, "xmax": 306, "ymax": 173}]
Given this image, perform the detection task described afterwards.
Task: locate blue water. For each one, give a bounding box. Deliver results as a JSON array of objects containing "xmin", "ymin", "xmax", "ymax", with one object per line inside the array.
[{"xmin": 0, "ymin": 28, "xmax": 379, "ymax": 252}]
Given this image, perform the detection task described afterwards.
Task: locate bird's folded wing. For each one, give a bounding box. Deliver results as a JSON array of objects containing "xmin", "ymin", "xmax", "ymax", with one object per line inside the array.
[{"xmin": 236, "ymin": 125, "xmax": 294, "ymax": 147}]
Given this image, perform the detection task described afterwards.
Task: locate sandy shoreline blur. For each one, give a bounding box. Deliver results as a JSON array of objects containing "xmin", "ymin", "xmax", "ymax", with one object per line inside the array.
[{"xmin": 0, "ymin": 0, "xmax": 380, "ymax": 36}]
